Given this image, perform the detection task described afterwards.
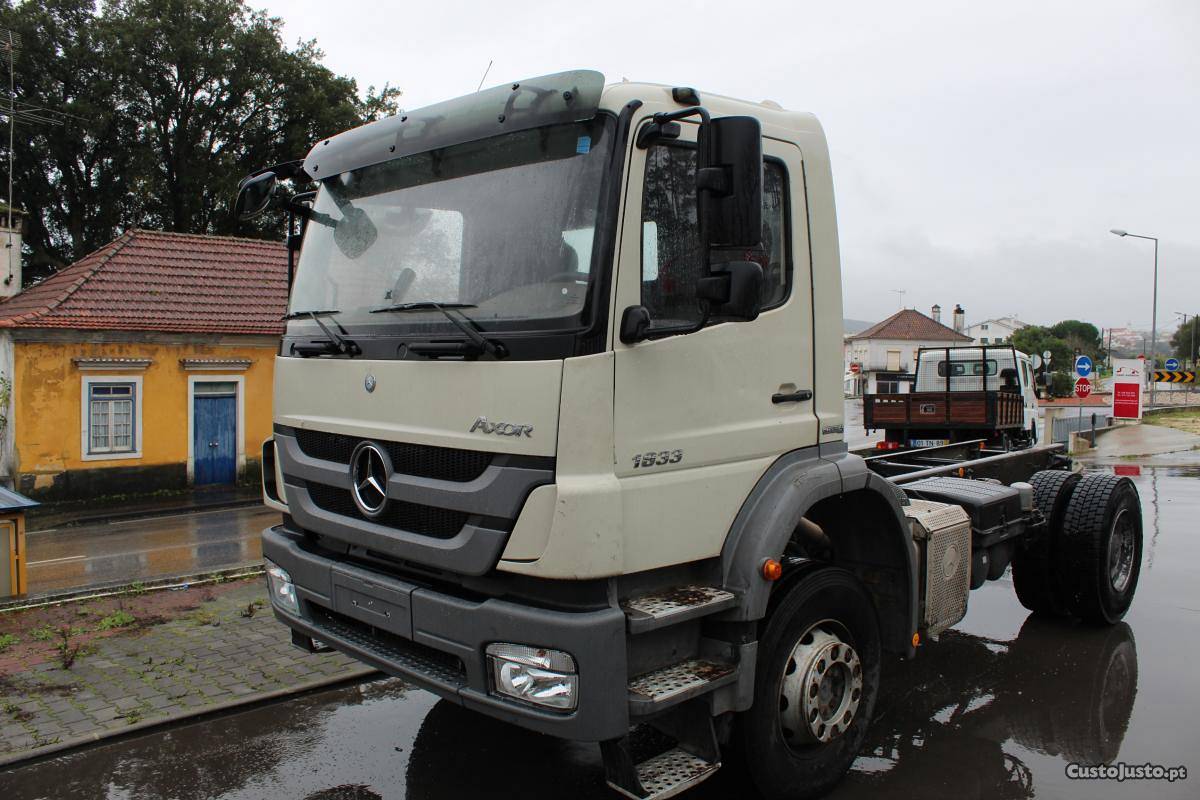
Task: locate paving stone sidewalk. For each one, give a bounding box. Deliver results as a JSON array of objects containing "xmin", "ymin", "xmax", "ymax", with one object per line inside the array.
[{"xmin": 0, "ymin": 577, "xmax": 375, "ymax": 766}]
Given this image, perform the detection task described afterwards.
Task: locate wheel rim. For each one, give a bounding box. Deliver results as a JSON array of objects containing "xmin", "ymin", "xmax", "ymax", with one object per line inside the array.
[
  {"xmin": 778, "ymin": 622, "xmax": 863, "ymax": 746},
  {"xmin": 1107, "ymin": 507, "xmax": 1136, "ymax": 593}
]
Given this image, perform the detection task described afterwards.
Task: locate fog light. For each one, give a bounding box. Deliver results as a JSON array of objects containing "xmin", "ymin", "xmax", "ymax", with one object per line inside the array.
[
  {"xmin": 486, "ymin": 643, "xmax": 578, "ymax": 711},
  {"xmin": 265, "ymin": 559, "xmax": 299, "ymax": 615}
]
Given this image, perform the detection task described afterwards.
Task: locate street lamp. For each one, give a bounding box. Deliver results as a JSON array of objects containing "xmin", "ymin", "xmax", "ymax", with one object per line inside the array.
[{"xmin": 1110, "ymin": 229, "xmax": 1159, "ymax": 407}]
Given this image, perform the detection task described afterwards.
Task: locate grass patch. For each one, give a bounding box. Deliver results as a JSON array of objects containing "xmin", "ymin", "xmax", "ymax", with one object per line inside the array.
[
  {"xmin": 0, "ymin": 633, "xmax": 17, "ymax": 652},
  {"xmin": 1144, "ymin": 408, "xmax": 1200, "ymax": 435},
  {"xmin": 96, "ymin": 610, "xmax": 137, "ymax": 631}
]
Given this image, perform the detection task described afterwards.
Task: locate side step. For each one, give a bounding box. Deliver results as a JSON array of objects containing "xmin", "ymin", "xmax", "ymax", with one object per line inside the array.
[
  {"xmin": 608, "ymin": 748, "xmax": 720, "ymax": 800},
  {"xmin": 602, "ymin": 704, "xmax": 722, "ymax": 800},
  {"xmin": 621, "ymin": 586, "xmax": 736, "ymax": 634},
  {"xmin": 628, "ymin": 658, "xmax": 738, "ymax": 716}
]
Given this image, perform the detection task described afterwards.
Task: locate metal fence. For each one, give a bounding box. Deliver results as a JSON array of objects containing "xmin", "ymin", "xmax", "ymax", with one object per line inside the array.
[{"xmin": 1051, "ymin": 412, "xmax": 1112, "ymax": 443}]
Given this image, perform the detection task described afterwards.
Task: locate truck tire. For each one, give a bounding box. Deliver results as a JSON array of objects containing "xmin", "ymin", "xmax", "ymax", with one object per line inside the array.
[
  {"xmin": 1060, "ymin": 473, "xmax": 1143, "ymax": 625},
  {"xmin": 1011, "ymin": 470, "xmax": 1080, "ymax": 616},
  {"xmin": 736, "ymin": 567, "xmax": 881, "ymax": 800}
]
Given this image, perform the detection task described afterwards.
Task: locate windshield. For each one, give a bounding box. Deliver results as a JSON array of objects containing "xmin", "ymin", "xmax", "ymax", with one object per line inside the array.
[{"xmin": 288, "ymin": 116, "xmax": 614, "ymax": 334}]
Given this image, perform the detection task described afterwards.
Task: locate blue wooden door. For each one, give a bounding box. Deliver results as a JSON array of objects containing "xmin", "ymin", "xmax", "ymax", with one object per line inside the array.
[{"xmin": 194, "ymin": 394, "xmax": 237, "ymax": 485}]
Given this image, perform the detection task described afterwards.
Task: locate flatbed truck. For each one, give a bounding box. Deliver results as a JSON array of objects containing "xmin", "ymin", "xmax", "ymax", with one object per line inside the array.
[{"xmin": 239, "ymin": 71, "xmax": 1144, "ymax": 799}]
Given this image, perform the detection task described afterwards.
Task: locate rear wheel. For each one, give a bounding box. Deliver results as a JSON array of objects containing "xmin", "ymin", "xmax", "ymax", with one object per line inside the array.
[
  {"xmin": 1012, "ymin": 470, "xmax": 1080, "ymax": 615},
  {"xmin": 1060, "ymin": 473, "xmax": 1143, "ymax": 624},
  {"xmin": 737, "ymin": 567, "xmax": 881, "ymax": 800}
]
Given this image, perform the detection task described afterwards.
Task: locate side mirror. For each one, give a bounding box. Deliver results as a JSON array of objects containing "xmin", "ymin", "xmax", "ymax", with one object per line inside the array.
[
  {"xmin": 235, "ymin": 171, "xmax": 277, "ymax": 221},
  {"xmin": 697, "ymin": 261, "xmax": 763, "ymax": 321},
  {"xmin": 697, "ymin": 116, "xmax": 763, "ymax": 248},
  {"xmin": 332, "ymin": 205, "xmax": 378, "ymax": 260},
  {"xmin": 619, "ymin": 305, "xmax": 652, "ymax": 345}
]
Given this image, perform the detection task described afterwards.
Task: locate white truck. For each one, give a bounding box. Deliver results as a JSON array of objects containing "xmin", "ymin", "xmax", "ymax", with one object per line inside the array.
[
  {"xmin": 238, "ymin": 71, "xmax": 1144, "ymax": 799},
  {"xmin": 864, "ymin": 345, "xmax": 1042, "ymax": 450}
]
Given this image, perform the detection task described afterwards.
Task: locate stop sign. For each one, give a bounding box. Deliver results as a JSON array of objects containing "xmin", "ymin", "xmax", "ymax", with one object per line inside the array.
[
  {"xmin": 849, "ymin": 363, "xmax": 862, "ymax": 375},
  {"xmin": 1075, "ymin": 376, "xmax": 1093, "ymax": 399}
]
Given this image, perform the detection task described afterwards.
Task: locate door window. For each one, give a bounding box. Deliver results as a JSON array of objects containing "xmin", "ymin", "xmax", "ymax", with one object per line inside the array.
[{"xmin": 640, "ymin": 144, "xmax": 789, "ymax": 328}]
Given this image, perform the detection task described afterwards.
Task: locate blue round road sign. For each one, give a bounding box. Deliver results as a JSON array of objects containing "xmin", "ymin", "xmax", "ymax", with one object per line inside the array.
[
  {"xmin": 1165, "ymin": 358, "xmax": 1181, "ymax": 371},
  {"xmin": 1075, "ymin": 355, "xmax": 1093, "ymax": 377}
]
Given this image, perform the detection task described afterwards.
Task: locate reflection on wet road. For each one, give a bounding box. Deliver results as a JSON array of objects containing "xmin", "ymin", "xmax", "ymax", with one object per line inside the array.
[
  {"xmin": 5, "ymin": 467, "xmax": 1198, "ymax": 799},
  {"xmin": 25, "ymin": 506, "xmax": 279, "ymax": 593}
]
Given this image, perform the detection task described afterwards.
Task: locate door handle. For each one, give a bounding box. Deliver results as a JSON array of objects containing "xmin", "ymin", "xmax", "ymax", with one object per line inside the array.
[
  {"xmin": 772, "ymin": 389, "xmax": 813, "ymax": 404},
  {"xmin": 208, "ymin": 441, "xmax": 219, "ymax": 448}
]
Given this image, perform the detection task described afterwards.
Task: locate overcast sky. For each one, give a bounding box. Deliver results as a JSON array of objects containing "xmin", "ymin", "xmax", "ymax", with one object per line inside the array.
[{"xmin": 258, "ymin": 0, "xmax": 1198, "ymax": 333}]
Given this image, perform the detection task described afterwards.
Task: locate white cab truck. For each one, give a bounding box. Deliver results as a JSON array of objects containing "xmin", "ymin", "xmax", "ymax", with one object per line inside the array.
[
  {"xmin": 864, "ymin": 345, "xmax": 1041, "ymax": 450},
  {"xmin": 239, "ymin": 71, "xmax": 1144, "ymax": 800}
]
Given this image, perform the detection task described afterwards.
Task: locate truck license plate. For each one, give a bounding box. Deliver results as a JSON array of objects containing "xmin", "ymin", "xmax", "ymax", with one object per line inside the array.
[{"xmin": 909, "ymin": 439, "xmax": 950, "ymax": 448}]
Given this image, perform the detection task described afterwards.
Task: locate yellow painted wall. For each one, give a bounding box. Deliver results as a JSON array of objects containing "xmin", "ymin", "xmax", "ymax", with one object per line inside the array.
[{"xmin": 13, "ymin": 339, "xmax": 275, "ymax": 485}]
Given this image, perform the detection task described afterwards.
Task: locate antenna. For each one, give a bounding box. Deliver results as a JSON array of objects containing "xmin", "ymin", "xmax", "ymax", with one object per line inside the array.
[
  {"xmin": 891, "ymin": 288, "xmax": 906, "ymax": 309},
  {"xmin": 476, "ymin": 59, "xmax": 493, "ymax": 92}
]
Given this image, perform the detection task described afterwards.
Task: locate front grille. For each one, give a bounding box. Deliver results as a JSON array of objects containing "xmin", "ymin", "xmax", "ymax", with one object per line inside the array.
[
  {"xmin": 291, "ymin": 428, "xmax": 492, "ymax": 482},
  {"xmin": 306, "ymin": 482, "xmax": 468, "ymax": 539},
  {"xmin": 310, "ymin": 605, "xmax": 466, "ymax": 686}
]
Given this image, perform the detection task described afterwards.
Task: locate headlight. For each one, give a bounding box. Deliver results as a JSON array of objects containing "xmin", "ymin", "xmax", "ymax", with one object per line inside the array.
[
  {"xmin": 486, "ymin": 643, "xmax": 578, "ymax": 711},
  {"xmin": 265, "ymin": 559, "xmax": 299, "ymax": 615}
]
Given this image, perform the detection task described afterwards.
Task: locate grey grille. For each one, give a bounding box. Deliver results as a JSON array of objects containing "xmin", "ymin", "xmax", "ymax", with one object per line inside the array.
[
  {"xmin": 291, "ymin": 427, "xmax": 492, "ymax": 482},
  {"xmin": 305, "ymin": 482, "xmax": 469, "ymax": 539}
]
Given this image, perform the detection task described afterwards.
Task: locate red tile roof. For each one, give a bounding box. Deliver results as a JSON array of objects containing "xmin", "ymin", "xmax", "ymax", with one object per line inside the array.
[
  {"xmin": 0, "ymin": 229, "xmax": 288, "ymax": 334},
  {"xmin": 849, "ymin": 308, "xmax": 972, "ymax": 343}
]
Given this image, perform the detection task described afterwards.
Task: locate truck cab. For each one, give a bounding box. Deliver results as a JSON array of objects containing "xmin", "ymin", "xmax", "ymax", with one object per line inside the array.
[{"xmin": 245, "ymin": 71, "xmax": 1142, "ymax": 800}]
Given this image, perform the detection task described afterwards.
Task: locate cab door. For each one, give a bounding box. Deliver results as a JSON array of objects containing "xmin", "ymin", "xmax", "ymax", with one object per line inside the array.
[{"xmin": 611, "ymin": 121, "xmax": 818, "ymax": 573}]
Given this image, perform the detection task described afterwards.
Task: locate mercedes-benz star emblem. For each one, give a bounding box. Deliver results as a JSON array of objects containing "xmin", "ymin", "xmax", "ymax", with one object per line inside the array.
[
  {"xmin": 350, "ymin": 443, "xmax": 389, "ymax": 518},
  {"xmin": 364, "ymin": 374, "xmax": 377, "ymax": 393}
]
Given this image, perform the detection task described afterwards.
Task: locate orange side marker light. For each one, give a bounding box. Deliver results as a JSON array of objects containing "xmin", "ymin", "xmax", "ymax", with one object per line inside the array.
[{"xmin": 761, "ymin": 558, "xmax": 783, "ymax": 581}]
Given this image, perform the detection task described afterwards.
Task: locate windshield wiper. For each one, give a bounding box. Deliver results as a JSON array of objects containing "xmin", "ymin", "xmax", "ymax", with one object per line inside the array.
[
  {"xmin": 371, "ymin": 302, "xmax": 508, "ymax": 359},
  {"xmin": 283, "ymin": 309, "xmax": 361, "ymax": 357}
]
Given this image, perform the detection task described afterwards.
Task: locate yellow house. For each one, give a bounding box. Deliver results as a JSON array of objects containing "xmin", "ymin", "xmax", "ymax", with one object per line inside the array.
[{"xmin": 0, "ymin": 229, "xmax": 287, "ymax": 500}]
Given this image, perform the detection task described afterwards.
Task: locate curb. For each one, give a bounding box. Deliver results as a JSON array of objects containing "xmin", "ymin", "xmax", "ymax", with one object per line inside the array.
[
  {"xmin": 28, "ymin": 498, "xmax": 265, "ymax": 534},
  {"xmin": 0, "ymin": 563, "xmax": 266, "ymax": 613},
  {"xmin": 0, "ymin": 666, "xmax": 380, "ymax": 770}
]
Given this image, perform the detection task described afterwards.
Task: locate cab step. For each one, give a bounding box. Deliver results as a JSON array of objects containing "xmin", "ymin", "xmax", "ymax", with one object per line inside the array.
[
  {"xmin": 628, "ymin": 658, "xmax": 738, "ymax": 716},
  {"xmin": 607, "ymin": 748, "xmax": 720, "ymax": 800},
  {"xmin": 621, "ymin": 586, "xmax": 736, "ymax": 634}
]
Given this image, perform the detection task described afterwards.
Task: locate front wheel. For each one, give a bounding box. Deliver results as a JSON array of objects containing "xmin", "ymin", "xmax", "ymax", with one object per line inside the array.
[{"xmin": 737, "ymin": 567, "xmax": 881, "ymax": 800}]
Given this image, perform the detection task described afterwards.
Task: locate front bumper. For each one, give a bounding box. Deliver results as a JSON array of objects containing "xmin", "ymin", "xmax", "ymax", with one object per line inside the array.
[{"xmin": 262, "ymin": 525, "xmax": 629, "ymax": 741}]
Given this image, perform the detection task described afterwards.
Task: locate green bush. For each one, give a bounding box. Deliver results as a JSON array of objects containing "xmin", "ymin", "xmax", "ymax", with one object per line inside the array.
[
  {"xmin": 1050, "ymin": 371, "xmax": 1075, "ymax": 398},
  {"xmin": 0, "ymin": 633, "xmax": 18, "ymax": 652}
]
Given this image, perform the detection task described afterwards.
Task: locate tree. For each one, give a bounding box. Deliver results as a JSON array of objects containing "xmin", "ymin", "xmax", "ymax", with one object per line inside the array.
[
  {"xmin": 1011, "ymin": 325, "xmax": 1072, "ymax": 370},
  {"xmin": 1171, "ymin": 317, "xmax": 1200, "ymax": 365},
  {"xmin": 1049, "ymin": 320, "xmax": 1106, "ymax": 362},
  {"xmin": 1, "ymin": 0, "xmax": 401, "ymax": 282}
]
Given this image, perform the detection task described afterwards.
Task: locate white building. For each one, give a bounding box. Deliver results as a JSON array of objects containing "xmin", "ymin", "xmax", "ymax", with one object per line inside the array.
[
  {"xmin": 845, "ymin": 305, "xmax": 972, "ymax": 396},
  {"xmin": 964, "ymin": 316, "xmax": 1029, "ymax": 346}
]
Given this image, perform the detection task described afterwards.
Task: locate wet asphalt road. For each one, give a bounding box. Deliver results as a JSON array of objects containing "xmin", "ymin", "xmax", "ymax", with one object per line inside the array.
[
  {"xmin": 25, "ymin": 505, "xmax": 277, "ymax": 594},
  {"xmin": 4, "ymin": 463, "xmax": 1197, "ymax": 799}
]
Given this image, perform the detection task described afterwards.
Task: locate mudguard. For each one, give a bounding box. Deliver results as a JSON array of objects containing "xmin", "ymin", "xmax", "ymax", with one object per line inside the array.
[{"xmin": 719, "ymin": 444, "xmax": 919, "ymax": 654}]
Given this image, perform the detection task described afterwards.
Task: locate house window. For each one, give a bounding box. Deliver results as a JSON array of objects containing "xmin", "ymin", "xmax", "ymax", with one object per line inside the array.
[
  {"xmin": 81, "ymin": 375, "xmax": 143, "ymax": 461},
  {"xmin": 88, "ymin": 383, "xmax": 135, "ymax": 454},
  {"xmin": 981, "ymin": 323, "xmax": 989, "ymax": 330},
  {"xmin": 980, "ymin": 337, "xmax": 989, "ymax": 344},
  {"xmin": 640, "ymin": 144, "xmax": 790, "ymax": 328},
  {"xmin": 886, "ymin": 349, "xmax": 902, "ymax": 371}
]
